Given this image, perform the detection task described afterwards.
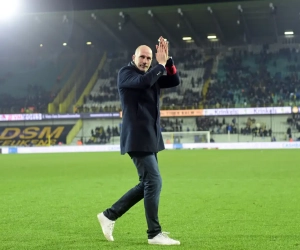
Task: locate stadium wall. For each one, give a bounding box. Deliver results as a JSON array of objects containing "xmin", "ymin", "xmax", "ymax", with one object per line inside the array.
[{"xmin": 1, "ymin": 142, "xmax": 300, "ymax": 155}]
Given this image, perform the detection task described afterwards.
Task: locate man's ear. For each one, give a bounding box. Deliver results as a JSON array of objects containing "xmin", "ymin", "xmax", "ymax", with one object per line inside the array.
[{"xmin": 132, "ymin": 54, "xmax": 135, "ymax": 61}]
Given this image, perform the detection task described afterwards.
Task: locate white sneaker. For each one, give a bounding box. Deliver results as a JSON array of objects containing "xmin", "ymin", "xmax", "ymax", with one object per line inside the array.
[
  {"xmin": 97, "ymin": 212, "xmax": 115, "ymax": 241},
  {"xmin": 148, "ymin": 232, "xmax": 180, "ymax": 245}
]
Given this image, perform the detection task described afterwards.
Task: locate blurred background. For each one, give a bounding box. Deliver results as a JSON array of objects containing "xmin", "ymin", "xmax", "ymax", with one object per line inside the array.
[{"xmin": 1, "ymin": 0, "xmax": 300, "ymax": 145}]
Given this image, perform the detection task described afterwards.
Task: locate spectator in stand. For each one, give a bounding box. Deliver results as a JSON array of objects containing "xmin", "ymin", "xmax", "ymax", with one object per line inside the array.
[{"xmin": 205, "ymin": 46, "xmax": 300, "ymax": 108}]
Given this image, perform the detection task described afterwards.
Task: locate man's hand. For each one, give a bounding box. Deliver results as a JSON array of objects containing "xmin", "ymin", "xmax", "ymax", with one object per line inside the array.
[
  {"xmin": 156, "ymin": 37, "xmax": 168, "ymax": 66},
  {"xmin": 156, "ymin": 36, "xmax": 169, "ymax": 60}
]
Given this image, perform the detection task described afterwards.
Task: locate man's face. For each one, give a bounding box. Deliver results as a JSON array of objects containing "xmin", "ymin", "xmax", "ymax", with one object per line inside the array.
[{"xmin": 132, "ymin": 47, "xmax": 152, "ymax": 72}]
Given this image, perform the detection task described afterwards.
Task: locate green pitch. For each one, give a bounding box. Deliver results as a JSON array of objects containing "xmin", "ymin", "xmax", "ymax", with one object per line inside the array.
[{"xmin": 0, "ymin": 150, "xmax": 299, "ymax": 250}]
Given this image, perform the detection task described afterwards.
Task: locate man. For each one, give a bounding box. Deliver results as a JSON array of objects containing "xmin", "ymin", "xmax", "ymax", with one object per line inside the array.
[{"xmin": 97, "ymin": 37, "xmax": 180, "ymax": 245}]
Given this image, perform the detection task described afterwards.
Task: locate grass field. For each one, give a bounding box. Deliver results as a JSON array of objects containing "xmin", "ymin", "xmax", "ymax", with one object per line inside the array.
[{"xmin": 1, "ymin": 150, "xmax": 300, "ymax": 250}]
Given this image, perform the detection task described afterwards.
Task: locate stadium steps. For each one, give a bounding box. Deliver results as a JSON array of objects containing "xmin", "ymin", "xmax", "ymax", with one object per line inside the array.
[
  {"xmin": 59, "ymin": 53, "xmax": 100, "ymax": 113},
  {"xmin": 200, "ymin": 57, "xmax": 215, "ymax": 107},
  {"xmin": 48, "ymin": 54, "xmax": 86, "ymax": 113},
  {"xmin": 73, "ymin": 53, "xmax": 107, "ymax": 112},
  {"xmin": 201, "ymin": 78, "xmax": 210, "ymax": 100},
  {"xmin": 50, "ymin": 55, "xmax": 76, "ymax": 97}
]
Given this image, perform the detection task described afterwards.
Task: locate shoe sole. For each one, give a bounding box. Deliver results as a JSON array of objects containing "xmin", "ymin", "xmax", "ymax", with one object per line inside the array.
[
  {"xmin": 148, "ymin": 242, "xmax": 180, "ymax": 245},
  {"xmin": 148, "ymin": 240, "xmax": 180, "ymax": 245}
]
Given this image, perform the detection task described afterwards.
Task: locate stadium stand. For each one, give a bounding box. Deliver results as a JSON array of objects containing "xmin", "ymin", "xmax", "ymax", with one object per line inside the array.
[
  {"xmin": 76, "ymin": 49, "xmax": 206, "ymax": 112},
  {"xmin": 3, "ymin": 45, "xmax": 300, "ymax": 114},
  {"xmin": 78, "ymin": 51, "xmax": 128, "ymax": 113},
  {"xmin": 73, "ymin": 45, "xmax": 300, "ymax": 113},
  {"xmin": 76, "ymin": 46, "xmax": 300, "ymax": 112},
  {"xmin": 0, "ymin": 49, "xmax": 79, "ymax": 114},
  {"xmin": 64, "ymin": 45, "xmax": 300, "ymax": 145},
  {"xmin": 161, "ymin": 49, "xmax": 205, "ymax": 110},
  {"xmin": 78, "ymin": 45, "xmax": 300, "ymax": 113},
  {"xmin": 48, "ymin": 50, "xmax": 103, "ymax": 113},
  {"xmin": 205, "ymin": 46, "xmax": 300, "ymax": 109},
  {"xmin": 72, "ymin": 45, "xmax": 300, "ymax": 112}
]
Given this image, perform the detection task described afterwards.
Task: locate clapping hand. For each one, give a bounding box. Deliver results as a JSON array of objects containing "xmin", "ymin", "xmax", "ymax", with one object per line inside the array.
[
  {"xmin": 155, "ymin": 36, "xmax": 168, "ymax": 66},
  {"xmin": 156, "ymin": 36, "xmax": 169, "ymax": 58}
]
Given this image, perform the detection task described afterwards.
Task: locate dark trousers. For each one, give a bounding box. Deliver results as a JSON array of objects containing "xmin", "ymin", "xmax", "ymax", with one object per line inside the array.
[{"xmin": 103, "ymin": 152, "xmax": 162, "ymax": 239}]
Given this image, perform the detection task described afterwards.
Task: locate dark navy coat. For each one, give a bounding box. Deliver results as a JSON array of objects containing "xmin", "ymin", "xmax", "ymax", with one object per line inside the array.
[{"xmin": 117, "ymin": 61, "xmax": 180, "ymax": 155}]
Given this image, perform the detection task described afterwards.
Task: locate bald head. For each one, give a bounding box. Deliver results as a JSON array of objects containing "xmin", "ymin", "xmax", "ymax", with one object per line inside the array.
[
  {"xmin": 135, "ymin": 45, "xmax": 152, "ymax": 55},
  {"xmin": 132, "ymin": 45, "xmax": 153, "ymax": 72}
]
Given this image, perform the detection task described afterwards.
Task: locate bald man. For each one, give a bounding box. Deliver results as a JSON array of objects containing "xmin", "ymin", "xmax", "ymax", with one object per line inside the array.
[{"xmin": 97, "ymin": 37, "xmax": 180, "ymax": 245}]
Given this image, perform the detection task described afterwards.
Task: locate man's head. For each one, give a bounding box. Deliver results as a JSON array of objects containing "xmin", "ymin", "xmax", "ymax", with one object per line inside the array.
[{"xmin": 132, "ymin": 45, "xmax": 152, "ymax": 72}]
